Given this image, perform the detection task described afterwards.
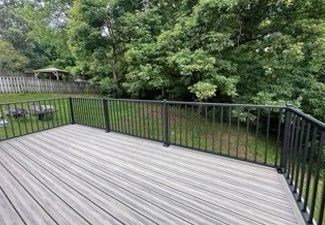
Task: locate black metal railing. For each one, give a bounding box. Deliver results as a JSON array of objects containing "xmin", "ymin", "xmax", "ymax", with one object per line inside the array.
[
  {"xmin": 0, "ymin": 97, "xmax": 324, "ymax": 224},
  {"xmin": 0, "ymin": 98, "xmax": 70, "ymax": 140},
  {"xmin": 282, "ymin": 105, "xmax": 325, "ymax": 225},
  {"xmin": 71, "ymin": 97, "xmax": 105, "ymax": 129}
]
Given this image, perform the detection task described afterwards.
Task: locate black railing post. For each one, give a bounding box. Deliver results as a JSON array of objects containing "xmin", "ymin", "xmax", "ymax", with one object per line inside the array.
[
  {"xmin": 280, "ymin": 103, "xmax": 292, "ymax": 173},
  {"xmin": 162, "ymin": 99, "xmax": 169, "ymax": 147},
  {"xmin": 103, "ymin": 97, "xmax": 111, "ymax": 132},
  {"xmin": 69, "ymin": 97, "xmax": 75, "ymax": 124}
]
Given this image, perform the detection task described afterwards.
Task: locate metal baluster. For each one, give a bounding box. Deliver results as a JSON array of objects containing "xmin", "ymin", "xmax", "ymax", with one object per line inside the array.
[
  {"xmin": 317, "ymin": 176, "xmax": 325, "ymax": 225},
  {"xmin": 57, "ymin": 99, "xmax": 64, "ymax": 126},
  {"xmin": 298, "ymin": 123, "xmax": 311, "ymax": 202},
  {"xmin": 62, "ymin": 98, "xmax": 68, "ymax": 125},
  {"xmin": 142, "ymin": 102, "xmax": 146, "ymax": 137},
  {"xmin": 174, "ymin": 104, "xmax": 177, "ymax": 144},
  {"xmin": 111, "ymin": 100, "xmax": 117, "ymax": 131},
  {"xmin": 198, "ymin": 105, "xmax": 201, "ymax": 150},
  {"xmin": 185, "ymin": 104, "xmax": 188, "ymax": 147},
  {"xmin": 290, "ymin": 117, "xmax": 301, "ymax": 185},
  {"xmin": 255, "ymin": 109, "xmax": 260, "ymax": 162},
  {"xmin": 245, "ymin": 109, "xmax": 250, "ymax": 160},
  {"xmin": 220, "ymin": 106, "xmax": 224, "ymax": 154},
  {"xmin": 212, "ymin": 106, "xmax": 215, "ymax": 152},
  {"xmin": 287, "ymin": 115, "xmax": 297, "ymax": 178},
  {"xmin": 303, "ymin": 127, "xmax": 318, "ymax": 212},
  {"xmin": 294, "ymin": 120, "xmax": 306, "ymax": 193},
  {"xmin": 308, "ymin": 132, "xmax": 324, "ymax": 223},
  {"xmin": 191, "ymin": 105, "xmax": 194, "ymax": 148},
  {"xmin": 0, "ymin": 105, "xmax": 8, "ymax": 139},
  {"xmin": 146, "ymin": 102, "xmax": 150, "ymax": 138},
  {"xmin": 162, "ymin": 100, "xmax": 169, "ymax": 146},
  {"xmin": 150, "ymin": 103, "xmax": 154, "ymax": 140},
  {"xmin": 20, "ymin": 102, "xmax": 28, "ymax": 135},
  {"xmin": 179, "ymin": 104, "xmax": 182, "ymax": 146},
  {"xmin": 14, "ymin": 103, "xmax": 22, "ymax": 136},
  {"xmin": 275, "ymin": 110, "xmax": 283, "ymax": 167},
  {"xmin": 236, "ymin": 110, "xmax": 240, "ymax": 158},
  {"xmin": 205, "ymin": 105, "xmax": 208, "ymax": 151},
  {"xmin": 228, "ymin": 106, "xmax": 232, "ymax": 156},
  {"xmin": 264, "ymin": 109, "xmax": 271, "ymax": 165},
  {"xmin": 33, "ymin": 102, "xmax": 40, "ymax": 131},
  {"xmin": 7, "ymin": 104, "xmax": 15, "ymax": 137}
]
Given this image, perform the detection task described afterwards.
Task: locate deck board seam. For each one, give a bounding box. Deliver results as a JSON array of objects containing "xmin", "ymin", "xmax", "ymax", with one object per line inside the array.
[
  {"xmin": 0, "ymin": 185, "xmax": 27, "ymax": 225},
  {"xmin": 35, "ymin": 131, "xmax": 293, "ymax": 210},
  {"xmin": 0, "ymin": 146, "xmax": 94, "ymax": 225},
  {"xmin": 2, "ymin": 144, "xmax": 128, "ymax": 225},
  {"xmin": 0, "ymin": 125, "xmax": 303, "ymax": 225},
  {"xmin": 44, "ymin": 130, "xmax": 288, "ymax": 199},
  {"xmin": 57, "ymin": 127, "xmax": 281, "ymax": 186},
  {"xmin": 19, "ymin": 137, "xmax": 278, "ymax": 225},
  {"xmin": 65, "ymin": 125, "xmax": 277, "ymax": 175},
  {"xmin": 23, "ymin": 132, "xmax": 298, "ymax": 224},
  {"xmin": 6, "ymin": 141, "xmax": 198, "ymax": 225},
  {"xmin": 21, "ymin": 137, "xmax": 281, "ymax": 225},
  {"xmin": 0, "ymin": 159, "xmax": 60, "ymax": 225},
  {"xmin": 36, "ymin": 131, "xmax": 293, "ymax": 208}
]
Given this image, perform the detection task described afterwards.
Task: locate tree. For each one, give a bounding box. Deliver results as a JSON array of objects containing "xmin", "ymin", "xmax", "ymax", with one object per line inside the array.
[
  {"xmin": 1, "ymin": 0, "xmax": 324, "ymax": 120},
  {"xmin": 0, "ymin": 40, "xmax": 28, "ymax": 71}
]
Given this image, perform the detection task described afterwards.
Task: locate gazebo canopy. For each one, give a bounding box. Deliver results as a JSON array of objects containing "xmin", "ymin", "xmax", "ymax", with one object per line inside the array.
[{"xmin": 32, "ymin": 67, "xmax": 68, "ymax": 80}]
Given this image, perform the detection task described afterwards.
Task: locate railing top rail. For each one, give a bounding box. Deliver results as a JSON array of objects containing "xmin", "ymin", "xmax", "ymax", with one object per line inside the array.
[
  {"xmin": 166, "ymin": 100, "xmax": 286, "ymax": 109},
  {"xmin": 108, "ymin": 98, "xmax": 286, "ymax": 108},
  {"xmin": 0, "ymin": 97, "xmax": 69, "ymax": 105},
  {"xmin": 71, "ymin": 97, "xmax": 102, "ymax": 100},
  {"xmin": 109, "ymin": 98, "xmax": 163, "ymax": 104},
  {"xmin": 287, "ymin": 106, "xmax": 325, "ymax": 131}
]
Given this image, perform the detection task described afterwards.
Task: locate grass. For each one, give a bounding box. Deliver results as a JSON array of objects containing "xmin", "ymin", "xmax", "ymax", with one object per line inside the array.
[{"xmin": 0, "ymin": 93, "xmax": 100, "ymax": 103}]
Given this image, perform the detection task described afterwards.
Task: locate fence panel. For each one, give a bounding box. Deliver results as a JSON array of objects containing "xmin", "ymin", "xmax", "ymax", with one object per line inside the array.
[{"xmin": 0, "ymin": 76, "xmax": 98, "ymax": 94}]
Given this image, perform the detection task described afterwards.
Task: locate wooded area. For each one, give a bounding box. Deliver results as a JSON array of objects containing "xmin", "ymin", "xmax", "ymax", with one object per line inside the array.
[{"xmin": 0, "ymin": 0, "xmax": 324, "ymax": 120}]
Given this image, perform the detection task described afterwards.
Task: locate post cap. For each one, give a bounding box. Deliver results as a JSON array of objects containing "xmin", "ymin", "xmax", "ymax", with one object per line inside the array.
[{"xmin": 285, "ymin": 102, "xmax": 293, "ymax": 107}]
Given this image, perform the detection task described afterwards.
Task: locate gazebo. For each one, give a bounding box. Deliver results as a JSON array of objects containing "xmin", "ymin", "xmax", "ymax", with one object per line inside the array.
[{"xmin": 32, "ymin": 67, "xmax": 68, "ymax": 80}]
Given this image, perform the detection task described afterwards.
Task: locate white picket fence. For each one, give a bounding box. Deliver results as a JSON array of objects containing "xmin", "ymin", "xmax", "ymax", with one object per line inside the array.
[{"xmin": 0, "ymin": 76, "xmax": 98, "ymax": 94}]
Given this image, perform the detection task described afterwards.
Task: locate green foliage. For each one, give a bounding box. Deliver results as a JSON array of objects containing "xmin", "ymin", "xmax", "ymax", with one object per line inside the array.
[
  {"xmin": 100, "ymin": 77, "xmax": 113, "ymax": 95},
  {"xmin": 0, "ymin": 0, "xmax": 324, "ymax": 120},
  {"xmin": 0, "ymin": 0, "xmax": 73, "ymax": 72},
  {"xmin": 0, "ymin": 40, "xmax": 29, "ymax": 71},
  {"xmin": 189, "ymin": 81, "xmax": 217, "ymax": 101}
]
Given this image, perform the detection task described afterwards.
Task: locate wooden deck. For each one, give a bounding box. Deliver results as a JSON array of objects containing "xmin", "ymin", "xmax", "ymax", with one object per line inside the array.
[{"xmin": 0, "ymin": 125, "xmax": 305, "ymax": 225}]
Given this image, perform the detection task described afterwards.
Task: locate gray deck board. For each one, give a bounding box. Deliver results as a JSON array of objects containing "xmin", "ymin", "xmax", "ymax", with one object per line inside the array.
[{"xmin": 0, "ymin": 125, "xmax": 304, "ymax": 225}]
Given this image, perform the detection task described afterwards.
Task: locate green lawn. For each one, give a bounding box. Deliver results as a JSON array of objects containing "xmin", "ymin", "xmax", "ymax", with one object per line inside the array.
[{"xmin": 0, "ymin": 93, "xmax": 100, "ymax": 103}]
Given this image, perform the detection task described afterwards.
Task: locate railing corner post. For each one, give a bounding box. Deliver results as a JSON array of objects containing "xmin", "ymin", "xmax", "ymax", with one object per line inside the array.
[
  {"xmin": 69, "ymin": 97, "xmax": 75, "ymax": 124},
  {"xmin": 162, "ymin": 99, "xmax": 169, "ymax": 147},
  {"xmin": 280, "ymin": 104, "xmax": 292, "ymax": 173},
  {"xmin": 103, "ymin": 97, "xmax": 111, "ymax": 133}
]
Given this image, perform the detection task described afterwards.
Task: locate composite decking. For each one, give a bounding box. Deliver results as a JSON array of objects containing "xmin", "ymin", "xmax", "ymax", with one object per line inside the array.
[{"xmin": 0, "ymin": 125, "xmax": 304, "ymax": 225}]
